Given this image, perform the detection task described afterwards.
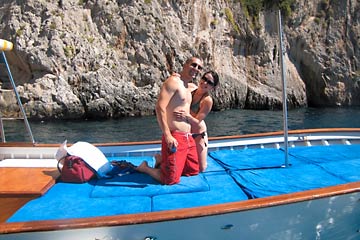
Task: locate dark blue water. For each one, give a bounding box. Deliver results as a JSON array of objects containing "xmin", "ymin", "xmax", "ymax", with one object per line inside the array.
[{"xmin": 3, "ymin": 107, "xmax": 360, "ymax": 144}]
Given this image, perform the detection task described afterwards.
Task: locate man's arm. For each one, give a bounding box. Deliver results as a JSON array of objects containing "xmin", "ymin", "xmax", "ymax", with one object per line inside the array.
[
  {"xmin": 174, "ymin": 97, "xmax": 213, "ymax": 126},
  {"xmin": 155, "ymin": 76, "xmax": 178, "ymax": 148}
]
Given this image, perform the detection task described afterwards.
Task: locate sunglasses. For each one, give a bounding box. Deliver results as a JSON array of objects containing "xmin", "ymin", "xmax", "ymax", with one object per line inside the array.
[
  {"xmin": 201, "ymin": 76, "xmax": 215, "ymax": 86},
  {"xmin": 190, "ymin": 62, "xmax": 203, "ymax": 71}
]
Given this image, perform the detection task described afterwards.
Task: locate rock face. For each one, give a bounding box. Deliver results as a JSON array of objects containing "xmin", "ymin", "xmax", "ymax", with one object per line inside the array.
[{"xmin": 0, "ymin": 0, "xmax": 359, "ymax": 120}]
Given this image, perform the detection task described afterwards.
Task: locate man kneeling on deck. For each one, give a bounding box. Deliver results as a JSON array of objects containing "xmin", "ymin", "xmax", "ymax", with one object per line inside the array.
[{"xmin": 137, "ymin": 57, "xmax": 203, "ymax": 185}]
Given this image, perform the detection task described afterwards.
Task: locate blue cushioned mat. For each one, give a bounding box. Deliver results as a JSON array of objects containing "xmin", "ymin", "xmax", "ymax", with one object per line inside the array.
[
  {"xmin": 45, "ymin": 180, "xmax": 97, "ymax": 198},
  {"xmin": 317, "ymin": 158, "xmax": 360, "ymax": 182},
  {"xmin": 288, "ymin": 145, "xmax": 360, "ymax": 164},
  {"xmin": 152, "ymin": 172, "xmax": 248, "ymax": 211},
  {"xmin": 91, "ymin": 173, "xmax": 210, "ymax": 197},
  {"xmin": 7, "ymin": 181, "xmax": 151, "ymax": 222},
  {"xmin": 208, "ymin": 148, "xmax": 299, "ymax": 170},
  {"xmin": 8, "ymin": 196, "xmax": 151, "ymax": 222},
  {"xmin": 230, "ymin": 164, "xmax": 347, "ymax": 198},
  {"xmin": 203, "ymin": 156, "xmax": 226, "ymax": 172}
]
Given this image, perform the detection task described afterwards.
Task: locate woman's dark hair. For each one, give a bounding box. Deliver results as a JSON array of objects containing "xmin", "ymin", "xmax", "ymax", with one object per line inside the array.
[{"xmin": 203, "ymin": 70, "xmax": 219, "ymax": 87}]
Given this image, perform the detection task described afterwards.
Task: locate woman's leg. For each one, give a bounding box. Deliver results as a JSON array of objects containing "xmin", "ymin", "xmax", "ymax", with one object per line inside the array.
[
  {"xmin": 193, "ymin": 121, "xmax": 208, "ymax": 172},
  {"xmin": 196, "ymin": 133, "xmax": 208, "ymax": 172}
]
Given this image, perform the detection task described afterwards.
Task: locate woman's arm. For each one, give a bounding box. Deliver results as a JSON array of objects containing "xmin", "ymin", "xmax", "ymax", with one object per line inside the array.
[{"xmin": 174, "ymin": 96, "xmax": 213, "ymax": 126}]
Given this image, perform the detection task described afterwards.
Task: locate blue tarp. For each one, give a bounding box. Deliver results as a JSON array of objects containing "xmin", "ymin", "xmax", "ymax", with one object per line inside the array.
[{"xmin": 208, "ymin": 148, "xmax": 301, "ymax": 170}]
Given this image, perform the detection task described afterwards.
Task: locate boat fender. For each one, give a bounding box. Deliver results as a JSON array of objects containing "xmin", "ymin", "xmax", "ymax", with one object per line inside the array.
[{"xmin": 0, "ymin": 39, "xmax": 13, "ymax": 51}]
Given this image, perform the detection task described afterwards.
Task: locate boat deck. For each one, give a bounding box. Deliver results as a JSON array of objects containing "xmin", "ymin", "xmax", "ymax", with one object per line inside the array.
[
  {"xmin": 5, "ymin": 144, "xmax": 360, "ymax": 223},
  {"xmin": 0, "ymin": 168, "xmax": 59, "ymax": 222}
]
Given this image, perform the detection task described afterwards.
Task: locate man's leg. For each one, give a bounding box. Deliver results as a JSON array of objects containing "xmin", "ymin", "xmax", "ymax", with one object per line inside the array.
[
  {"xmin": 137, "ymin": 161, "xmax": 162, "ymax": 182},
  {"xmin": 182, "ymin": 135, "xmax": 199, "ymax": 176},
  {"xmin": 154, "ymin": 153, "xmax": 162, "ymax": 168}
]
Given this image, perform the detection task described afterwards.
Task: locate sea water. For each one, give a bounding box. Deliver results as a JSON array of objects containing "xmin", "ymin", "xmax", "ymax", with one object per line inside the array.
[{"xmin": 2, "ymin": 107, "xmax": 360, "ymax": 143}]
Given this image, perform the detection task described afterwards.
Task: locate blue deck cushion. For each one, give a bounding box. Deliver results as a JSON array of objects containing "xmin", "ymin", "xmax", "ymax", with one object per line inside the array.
[
  {"xmin": 208, "ymin": 148, "xmax": 297, "ymax": 170},
  {"xmin": 8, "ymin": 196, "xmax": 151, "ymax": 222},
  {"xmin": 202, "ymin": 155, "xmax": 226, "ymax": 172},
  {"xmin": 230, "ymin": 164, "xmax": 347, "ymax": 198},
  {"xmin": 91, "ymin": 173, "xmax": 210, "ymax": 197},
  {"xmin": 152, "ymin": 172, "xmax": 248, "ymax": 211},
  {"xmin": 45, "ymin": 180, "xmax": 97, "ymax": 198},
  {"xmin": 7, "ymin": 181, "xmax": 151, "ymax": 222},
  {"xmin": 288, "ymin": 145, "xmax": 360, "ymax": 164},
  {"xmin": 317, "ymin": 158, "xmax": 360, "ymax": 182}
]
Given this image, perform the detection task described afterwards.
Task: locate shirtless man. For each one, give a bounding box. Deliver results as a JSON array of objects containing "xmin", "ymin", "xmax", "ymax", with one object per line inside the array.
[{"xmin": 137, "ymin": 57, "xmax": 203, "ymax": 184}]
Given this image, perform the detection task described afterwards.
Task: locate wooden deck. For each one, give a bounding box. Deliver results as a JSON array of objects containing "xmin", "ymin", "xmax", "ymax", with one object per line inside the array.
[{"xmin": 0, "ymin": 168, "xmax": 59, "ymax": 222}]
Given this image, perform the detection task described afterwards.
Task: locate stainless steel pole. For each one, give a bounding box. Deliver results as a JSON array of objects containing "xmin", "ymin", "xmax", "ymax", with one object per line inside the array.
[
  {"xmin": 277, "ymin": 10, "xmax": 289, "ymax": 167},
  {"xmin": 0, "ymin": 114, "xmax": 5, "ymax": 142},
  {"xmin": 1, "ymin": 51, "xmax": 35, "ymax": 144}
]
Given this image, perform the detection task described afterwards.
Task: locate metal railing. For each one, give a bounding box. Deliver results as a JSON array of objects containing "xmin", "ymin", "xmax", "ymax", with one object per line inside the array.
[{"xmin": 0, "ymin": 39, "xmax": 35, "ymax": 144}]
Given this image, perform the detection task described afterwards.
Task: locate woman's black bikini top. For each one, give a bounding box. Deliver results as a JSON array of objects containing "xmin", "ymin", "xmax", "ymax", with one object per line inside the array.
[{"xmin": 190, "ymin": 90, "xmax": 207, "ymax": 114}]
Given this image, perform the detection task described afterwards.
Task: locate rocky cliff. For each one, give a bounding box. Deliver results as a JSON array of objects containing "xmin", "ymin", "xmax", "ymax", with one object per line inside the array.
[{"xmin": 0, "ymin": 0, "xmax": 359, "ymax": 120}]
